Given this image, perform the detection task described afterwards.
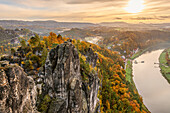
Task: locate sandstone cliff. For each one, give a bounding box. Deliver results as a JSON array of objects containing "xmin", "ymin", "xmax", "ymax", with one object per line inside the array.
[
  {"xmin": 0, "ymin": 41, "xmax": 100, "ymax": 113},
  {"xmin": 0, "ymin": 61, "xmax": 37, "ymax": 113},
  {"xmin": 38, "ymin": 41, "xmax": 100, "ymax": 113}
]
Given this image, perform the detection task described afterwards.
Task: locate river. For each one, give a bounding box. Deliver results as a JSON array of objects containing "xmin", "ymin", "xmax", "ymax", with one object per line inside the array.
[{"xmin": 133, "ymin": 49, "xmax": 170, "ymax": 113}]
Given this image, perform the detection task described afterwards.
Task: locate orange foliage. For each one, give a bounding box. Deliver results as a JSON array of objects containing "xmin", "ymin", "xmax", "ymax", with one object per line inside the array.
[{"xmin": 43, "ymin": 32, "xmax": 68, "ymax": 48}]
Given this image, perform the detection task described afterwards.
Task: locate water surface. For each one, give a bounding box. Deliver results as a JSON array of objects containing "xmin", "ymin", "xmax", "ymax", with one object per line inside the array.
[{"xmin": 133, "ymin": 49, "xmax": 170, "ymax": 113}]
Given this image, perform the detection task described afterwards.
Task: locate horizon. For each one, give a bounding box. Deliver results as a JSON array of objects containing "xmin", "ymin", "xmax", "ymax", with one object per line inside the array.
[
  {"xmin": 0, "ymin": 0, "xmax": 170, "ymax": 23},
  {"xmin": 1, "ymin": 19, "xmax": 170, "ymax": 24}
]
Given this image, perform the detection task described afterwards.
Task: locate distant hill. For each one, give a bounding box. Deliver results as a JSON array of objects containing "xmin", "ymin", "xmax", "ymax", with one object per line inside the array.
[
  {"xmin": 0, "ymin": 20, "xmax": 96, "ymax": 28},
  {"xmin": 0, "ymin": 20, "xmax": 97, "ymax": 35},
  {"xmin": 1, "ymin": 20, "xmax": 170, "ymax": 35},
  {"xmin": 100, "ymin": 22, "xmax": 129, "ymax": 26},
  {"xmin": 99, "ymin": 22, "xmax": 170, "ymax": 30}
]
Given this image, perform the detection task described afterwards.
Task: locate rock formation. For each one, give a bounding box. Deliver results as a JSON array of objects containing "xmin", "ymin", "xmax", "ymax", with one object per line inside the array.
[
  {"xmin": 42, "ymin": 41, "xmax": 100, "ymax": 113},
  {"xmin": 0, "ymin": 41, "xmax": 100, "ymax": 113},
  {"xmin": 0, "ymin": 61, "xmax": 37, "ymax": 113}
]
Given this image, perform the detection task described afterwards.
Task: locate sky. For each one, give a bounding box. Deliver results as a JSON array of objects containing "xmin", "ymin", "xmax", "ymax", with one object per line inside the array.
[{"xmin": 0, "ymin": 0, "xmax": 170, "ymax": 23}]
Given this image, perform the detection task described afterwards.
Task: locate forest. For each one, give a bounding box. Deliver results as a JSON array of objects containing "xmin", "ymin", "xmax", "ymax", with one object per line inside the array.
[
  {"xmin": 1, "ymin": 26, "xmax": 169, "ymax": 112},
  {"xmin": 0, "ymin": 32, "xmax": 149, "ymax": 112},
  {"xmin": 0, "ymin": 27, "xmax": 35, "ymax": 56}
]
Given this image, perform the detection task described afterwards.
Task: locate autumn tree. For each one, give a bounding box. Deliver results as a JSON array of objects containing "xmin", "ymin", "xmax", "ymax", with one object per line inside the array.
[
  {"xmin": 20, "ymin": 39, "xmax": 27, "ymax": 49},
  {"xmin": 28, "ymin": 34, "xmax": 40, "ymax": 47}
]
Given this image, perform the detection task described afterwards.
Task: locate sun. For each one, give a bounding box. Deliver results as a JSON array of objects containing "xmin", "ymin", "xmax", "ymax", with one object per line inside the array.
[{"xmin": 124, "ymin": 0, "xmax": 145, "ymax": 13}]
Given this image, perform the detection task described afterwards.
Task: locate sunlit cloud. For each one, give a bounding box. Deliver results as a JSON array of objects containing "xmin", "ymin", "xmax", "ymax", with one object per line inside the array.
[
  {"xmin": 0, "ymin": 0, "xmax": 169, "ymax": 23},
  {"xmin": 124, "ymin": 0, "xmax": 145, "ymax": 13}
]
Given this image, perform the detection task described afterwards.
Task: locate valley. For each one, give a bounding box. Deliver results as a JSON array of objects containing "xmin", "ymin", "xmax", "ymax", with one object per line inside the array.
[
  {"xmin": 1, "ymin": 0, "xmax": 170, "ymax": 112},
  {"xmin": 0, "ymin": 21, "xmax": 170, "ymax": 113}
]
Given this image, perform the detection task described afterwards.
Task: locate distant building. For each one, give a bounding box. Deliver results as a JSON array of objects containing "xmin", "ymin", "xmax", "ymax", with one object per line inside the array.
[
  {"xmin": 117, "ymin": 44, "xmax": 121, "ymax": 46},
  {"xmin": 133, "ymin": 48, "xmax": 139, "ymax": 54},
  {"xmin": 121, "ymin": 56, "xmax": 126, "ymax": 60},
  {"xmin": 107, "ymin": 46, "xmax": 111, "ymax": 49},
  {"xmin": 10, "ymin": 38, "xmax": 20, "ymax": 44}
]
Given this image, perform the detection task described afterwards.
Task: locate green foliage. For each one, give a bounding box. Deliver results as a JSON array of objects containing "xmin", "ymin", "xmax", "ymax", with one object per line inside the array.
[
  {"xmin": 23, "ymin": 60, "xmax": 34, "ymax": 70},
  {"xmin": 38, "ymin": 94, "xmax": 52, "ymax": 112},
  {"xmin": 43, "ymin": 37, "xmax": 50, "ymax": 48},
  {"xmin": 20, "ymin": 39, "xmax": 27, "ymax": 49},
  {"xmin": 26, "ymin": 52, "xmax": 33, "ymax": 59},
  {"xmin": 51, "ymin": 43, "xmax": 58, "ymax": 48},
  {"xmin": 80, "ymin": 56, "xmax": 90, "ymax": 82},
  {"xmin": 159, "ymin": 48, "xmax": 170, "ymax": 83},
  {"xmin": 30, "ymin": 54, "xmax": 40, "ymax": 63},
  {"xmin": 57, "ymin": 34, "xmax": 62, "ymax": 39},
  {"xmin": 74, "ymin": 40, "xmax": 149, "ymax": 113},
  {"xmin": 3, "ymin": 33, "xmax": 150, "ymax": 113},
  {"xmin": 28, "ymin": 34, "xmax": 40, "ymax": 47},
  {"xmin": 125, "ymin": 60, "xmax": 132, "ymax": 82},
  {"xmin": 11, "ymin": 48, "xmax": 16, "ymax": 55},
  {"xmin": 41, "ymin": 46, "xmax": 48, "ymax": 66}
]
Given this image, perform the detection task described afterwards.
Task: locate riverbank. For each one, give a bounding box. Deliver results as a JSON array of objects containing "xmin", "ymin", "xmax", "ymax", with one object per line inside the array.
[
  {"xmin": 159, "ymin": 48, "xmax": 170, "ymax": 84},
  {"xmin": 125, "ymin": 60, "xmax": 133, "ymax": 82},
  {"xmin": 125, "ymin": 43, "xmax": 170, "ymax": 112},
  {"xmin": 125, "ymin": 59, "xmax": 149, "ymax": 112},
  {"xmin": 131, "ymin": 42, "xmax": 170, "ymax": 60},
  {"xmin": 132, "ymin": 50, "xmax": 170, "ymax": 113},
  {"xmin": 131, "ymin": 48, "xmax": 149, "ymax": 60}
]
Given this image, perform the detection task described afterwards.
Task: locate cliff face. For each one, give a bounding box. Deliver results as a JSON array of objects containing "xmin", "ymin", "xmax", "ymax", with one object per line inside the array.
[
  {"xmin": 0, "ymin": 62, "xmax": 37, "ymax": 113},
  {"xmin": 42, "ymin": 41, "xmax": 100, "ymax": 113},
  {"xmin": 0, "ymin": 41, "xmax": 100, "ymax": 113}
]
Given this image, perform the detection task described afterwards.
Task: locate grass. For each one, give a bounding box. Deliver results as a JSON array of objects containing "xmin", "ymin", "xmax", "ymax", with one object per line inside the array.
[
  {"xmin": 125, "ymin": 60, "xmax": 137, "ymax": 88},
  {"xmin": 159, "ymin": 48, "xmax": 170, "ymax": 84},
  {"xmin": 125, "ymin": 60, "xmax": 133, "ymax": 83}
]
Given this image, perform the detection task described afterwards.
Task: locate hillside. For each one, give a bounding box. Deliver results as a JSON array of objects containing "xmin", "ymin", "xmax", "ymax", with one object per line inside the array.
[
  {"xmin": 0, "ymin": 27, "xmax": 34, "ymax": 42},
  {"xmin": 0, "ymin": 33, "xmax": 149, "ymax": 113},
  {"xmin": 159, "ymin": 48, "xmax": 170, "ymax": 84},
  {"xmin": 0, "ymin": 26, "xmax": 17, "ymax": 41},
  {"xmin": 62, "ymin": 27, "xmax": 170, "ymax": 59},
  {"xmin": 0, "ymin": 27, "xmax": 34, "ymax": 56}
]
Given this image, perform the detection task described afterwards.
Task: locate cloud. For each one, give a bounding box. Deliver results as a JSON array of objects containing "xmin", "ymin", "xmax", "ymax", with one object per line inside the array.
[
  {"xmin": 114, "ymin": 17, "xmax": 122, "ymax": 20},
  {"xmin": 0, "ymin": 0, "xmax": 170, "ymax": 23},
  {"xmin": 130, "ymin": 15, "xmax": 170, "ymax": 21},
  {"xmin": 159, "ymin": 16, "xmax": 170, "ymax": 19},
  {"xmin": 130, "ymin": 17, "xmax": 162, "ymax": 20},
  {"xmin": 1, "ymin": 0, "xmax": 127, "ymax": 8},
  {"xmin": 65, "ymin": 0, "xmax": 127, "ymax": 4}
]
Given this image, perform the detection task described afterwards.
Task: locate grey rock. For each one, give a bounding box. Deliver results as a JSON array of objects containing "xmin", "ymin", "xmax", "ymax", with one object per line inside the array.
[
  {"xmin": 0, "ymin": 41, "xmax": 100, "ymax": 113},
  {"xmin": 43, "ymin": 42, "xmax": 100, "ymax": 113},
  {"xmin": 0, "ymin": 64, "xmax": 37, "ymax": 113},
  {"xmin": 0, "ymin": 61, "xmax": 9, "ymax": 67}
]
